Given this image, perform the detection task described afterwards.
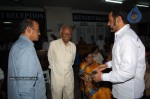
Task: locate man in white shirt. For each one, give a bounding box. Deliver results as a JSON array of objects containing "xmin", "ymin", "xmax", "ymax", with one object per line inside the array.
[
  {"xmin": 48, "ymin": 25, "xmax": 76, "ymax": 99},
  {"xmin": 93, "ymin": 10, "xmax": 146, "ymax": 99},
  {"xmin": 96, "ymin": 35, "xmax": 105, "ymax": 52}
]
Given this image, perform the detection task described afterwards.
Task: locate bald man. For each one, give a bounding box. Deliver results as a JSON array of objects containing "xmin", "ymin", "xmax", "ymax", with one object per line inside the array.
[{"xmin": 8, "ymin": 19, "xmax": 46, "ymax": 99}]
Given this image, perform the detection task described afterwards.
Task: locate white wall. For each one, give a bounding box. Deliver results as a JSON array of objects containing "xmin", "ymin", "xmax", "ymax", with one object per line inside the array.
[
  {"xmin": 45, "ymin": 7, "xmax": 73, "ymax": 37},
  {"xmin": 44, "ymin": 7, "xmax": 110, "ymax": 43},
  {"xmin": 72, "ymin": 10, "xmax": 109, "ymax": 44}
]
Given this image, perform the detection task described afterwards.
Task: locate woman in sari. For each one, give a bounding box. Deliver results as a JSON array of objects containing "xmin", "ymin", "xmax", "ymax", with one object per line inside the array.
[{"xmin": 79, "ymin": 52, "xmax": 112, "ymax": 99}]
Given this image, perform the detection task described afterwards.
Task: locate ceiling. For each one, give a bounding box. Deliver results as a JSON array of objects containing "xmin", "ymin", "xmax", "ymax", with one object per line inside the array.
[{"xmin": 0, "ymin": 0, "xmax": 150, "ymax": 11}]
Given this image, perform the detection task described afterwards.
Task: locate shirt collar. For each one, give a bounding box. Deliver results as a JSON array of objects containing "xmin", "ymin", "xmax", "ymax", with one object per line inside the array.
[
  {"xmin": 19, "ymin": 35, "xmax": 34, "ymax": 46},
  {"xmin": 115, "ymin": 24, "xmax": 130, "ymax": 42},
  {"xmin": 59, "ymin": 38, "xmax": 71, "ymax": 46}
]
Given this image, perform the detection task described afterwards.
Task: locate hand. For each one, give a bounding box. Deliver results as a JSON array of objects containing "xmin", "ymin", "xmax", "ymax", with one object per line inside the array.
[
  {"xmin": 80, "ymin": 76, "xmax": 88, "ymax": 81},
  {"xmin": 98, "ymin": 64, "xmax": 107, "ymax": 70},
  {"xmin": 92, "ymin": 64, "xmax": 107, "ymax": 82},
  {"xmin": 92, "ymin": 70, "xmax": 102, "ymax": 82},
  {"xmin": 94, "ymin": 64, "xmax": 107, "ymax": 73},
  {"xmin": 80, "ymin": 73, "xmax": 91, "ymax": 82}
]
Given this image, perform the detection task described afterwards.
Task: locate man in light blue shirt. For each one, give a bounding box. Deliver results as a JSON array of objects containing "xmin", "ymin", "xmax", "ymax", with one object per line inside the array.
[{"xmin": 8, "ymin": 19, "xmax": 46, "ymax": 99}]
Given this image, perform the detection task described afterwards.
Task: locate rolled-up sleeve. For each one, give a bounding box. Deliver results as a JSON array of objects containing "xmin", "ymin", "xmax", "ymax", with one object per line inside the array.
[
  {"xmin": 102, "ymin": 37, "xmax": 138, "ymax": 83},
  {"xmin": 106, "ymin": 61, "xmax": 112, "ymax": 68}
]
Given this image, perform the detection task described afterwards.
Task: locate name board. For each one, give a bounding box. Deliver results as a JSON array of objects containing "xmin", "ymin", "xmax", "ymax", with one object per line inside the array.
[
  {"xmin": 73, "ymin": 13, "xmax": 108, "ymax": 22},
  {"xmin": 0, "ymin": 10, "xmax": 45, "ymax": 20}
]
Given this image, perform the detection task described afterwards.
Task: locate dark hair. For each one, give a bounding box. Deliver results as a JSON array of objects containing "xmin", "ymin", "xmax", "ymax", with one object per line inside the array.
[
  {"xmin": 91, "ymin": 46, "xmax": 99, "ymax": 53},
  {"xmin": 83, "ymin": 52, "xmax": 93, "ymax": 59},
  {"xmin": 19, "ymin": 19, "xmax": 34, "ymax": 34},
  {"xmin": 111, "ymin": 9, "xmax": 128, "ymax": 24}
]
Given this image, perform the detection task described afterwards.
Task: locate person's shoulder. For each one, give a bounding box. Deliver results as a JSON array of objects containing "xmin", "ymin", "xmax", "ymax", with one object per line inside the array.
[
  {"xmin": 121, "ymin": 28, "xmax": 144, "ymax": 46},
  {"xmin": 122, "ymin": 28, "xmax": 138, "ymax": 41},
  {"xmin": 10, "ymin": 39, "xmax": 32, "ymax": 56},
  {"xmin": 97, "ymin": 52, "xmax": 102, "ymax": 56},
  {"xmin": 93, "ymin": 61, "xmax": 99, "ymax": 66},
  {"xmin": 13, "ymin": 38, "xmax": 31, "ymax": 49}
]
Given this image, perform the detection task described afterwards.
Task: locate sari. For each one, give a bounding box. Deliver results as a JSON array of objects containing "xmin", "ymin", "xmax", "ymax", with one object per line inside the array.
[{"xmin": 79, "ymin": 61, "xmax": 112, "ymax": 99}]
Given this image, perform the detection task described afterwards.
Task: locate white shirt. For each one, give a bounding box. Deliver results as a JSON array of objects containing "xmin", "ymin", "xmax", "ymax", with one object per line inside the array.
[
  {"xmin": 48, "ymin": 38, "xmax": 76, "ymax": 86},
  {"xmin": 102, "ymin": 24, "xmax": 146, "ymax": 99},
  {"xmin": 96, "ymin": 39, "xmax": 105, "ymax": 50},
  {"xmin": 93, "ymin": 53, "xmax": 104, "ymax": 64}
]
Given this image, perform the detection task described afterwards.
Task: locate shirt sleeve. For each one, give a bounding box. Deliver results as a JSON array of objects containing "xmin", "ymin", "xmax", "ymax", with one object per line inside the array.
[
  {"xmin": 106, "ymin": 61, "xmax": 112, "ymax": 68},
  {"xmin": 72, "ymin": 44, "xmax": 76, "ymax": 66},
  {"xmin": 48, "ymin": 42, "xmax": 54, "ymax": 69},
  {"xmin": 102, "ymin": 37, "xmax": 138, "ymax": 83},
  {"xmin": 17, "ymin": 46, "xmax": 38, "ymax": 99}
]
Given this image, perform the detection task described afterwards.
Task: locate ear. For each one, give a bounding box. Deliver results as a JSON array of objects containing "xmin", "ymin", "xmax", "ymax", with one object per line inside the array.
[
  {"xmin": 26, "ymin": 27, "xmax": 32, "ymax": 33},
  {"xmin": 116, "ymin": 16, "xmax": 122, "ymax": 23}
]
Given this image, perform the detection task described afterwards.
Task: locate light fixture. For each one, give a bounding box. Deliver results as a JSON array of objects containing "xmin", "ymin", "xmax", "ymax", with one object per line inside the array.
[
  {"xmin": 136, "ymin": 4, "xmax": 149, "ymax": 8},
  {"xmin": 105, "ymin": 0, "xmax": 122, "ymax": 4},
  {"xmin": 13, "ymin": 0, "xmax": 20, "ymax": 2},
  {"xmin": 3, "ymin": 22, "xmax": 12, "ymax": 24}
]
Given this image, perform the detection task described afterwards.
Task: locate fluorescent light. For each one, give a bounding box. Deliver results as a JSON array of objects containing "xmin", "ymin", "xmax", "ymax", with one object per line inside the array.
[
  {"xmin": 136, "ymin": 4, "xmax": 149, "ymax": 8},
  {"xmin": 3, "ymin": 22, "xmax": 12, "ymax": 24},
  {"xmin": 105, "ymin": 0, "xmax": 122, "ymax": 4}
]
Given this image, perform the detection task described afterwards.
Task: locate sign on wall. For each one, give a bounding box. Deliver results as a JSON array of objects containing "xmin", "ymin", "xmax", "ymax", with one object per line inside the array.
[
  {"xmin": 0, "ymin": 10, "xmax": 45, "ymax": 20},
  {"xmin": 73, "ymin": 13, "xmax": 108, "ymax": 22},
  {"xmin": 0, "ymin": 10, "xmax": 46, "ymax": 50}
]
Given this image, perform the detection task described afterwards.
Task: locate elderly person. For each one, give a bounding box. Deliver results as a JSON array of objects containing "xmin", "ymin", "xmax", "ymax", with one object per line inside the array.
[{"xmin": 48, "ymin": 25, "xmax": 76, "ymax": 99}]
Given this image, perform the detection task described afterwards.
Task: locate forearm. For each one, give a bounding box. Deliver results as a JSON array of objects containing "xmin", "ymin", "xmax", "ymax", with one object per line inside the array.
[{"xmin": 101, "ymin": 67, "xmax": 135, "ymax": 83}]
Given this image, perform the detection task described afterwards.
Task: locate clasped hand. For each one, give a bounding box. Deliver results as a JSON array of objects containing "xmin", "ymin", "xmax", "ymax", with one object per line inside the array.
[{"xmin": 92, "ymin": 64, "xmax": 107, "ymax": 82}]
